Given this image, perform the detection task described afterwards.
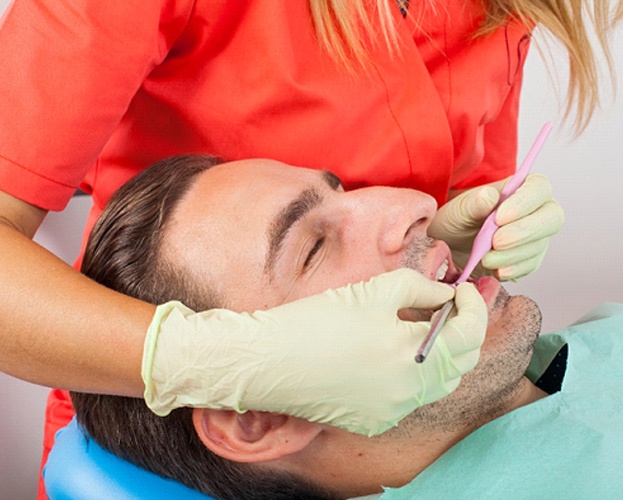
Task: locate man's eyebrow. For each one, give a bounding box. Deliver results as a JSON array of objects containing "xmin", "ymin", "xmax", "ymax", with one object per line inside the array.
[
  {"xmin": 263, "ymin": 171, "xmax": 342, "ymax": 279},
  {"xmin": 264, "ymin": 187, "xmax": 322, "ymax": 278},
  {"xmin": 322, "ymin": 170, "xmax": 342, "ymax": 190}
]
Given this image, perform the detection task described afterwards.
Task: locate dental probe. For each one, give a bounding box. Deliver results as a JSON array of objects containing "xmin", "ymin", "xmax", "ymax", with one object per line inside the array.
[{"xmin": 415, "ymin": 121, "xmax": 554, "ymax": 363}]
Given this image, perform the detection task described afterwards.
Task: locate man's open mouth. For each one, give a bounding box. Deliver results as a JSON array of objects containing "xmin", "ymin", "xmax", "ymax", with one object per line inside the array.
[{"xmin": 433, "ymin": 256, "xmax": 460, "ymax": 284}]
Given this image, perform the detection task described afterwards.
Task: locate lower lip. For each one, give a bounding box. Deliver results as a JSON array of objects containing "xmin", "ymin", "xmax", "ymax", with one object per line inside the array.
[{"xmin": 474, "ymin": 276, "xmax": 500, "ymax": 307}]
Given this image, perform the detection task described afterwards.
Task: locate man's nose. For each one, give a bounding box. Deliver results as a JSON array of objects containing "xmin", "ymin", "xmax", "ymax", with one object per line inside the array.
[{"xmin": 345, "ymin": 187, "xmax": 437, "ymax": 254}]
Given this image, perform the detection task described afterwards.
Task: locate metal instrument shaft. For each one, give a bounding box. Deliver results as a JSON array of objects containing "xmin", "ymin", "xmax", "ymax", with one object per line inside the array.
[{"xmin": 414, "ymin": 299, "xmax": 455, "ymax": 363}]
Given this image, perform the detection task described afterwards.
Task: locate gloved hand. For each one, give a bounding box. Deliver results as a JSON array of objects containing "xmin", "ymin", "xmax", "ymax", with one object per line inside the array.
[
  {"xmin": 142, "ymin": 268, "xmax": 487, "ymax": 436},
  {"xmin": 429, "ymin": 174, "xmax": 565, "ymax": 281}
]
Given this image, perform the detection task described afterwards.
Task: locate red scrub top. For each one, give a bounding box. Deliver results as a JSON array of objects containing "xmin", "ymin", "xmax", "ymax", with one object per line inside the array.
[{"xmin": 0, "ymin": 0, "xmax": 530, "ymax": 497}]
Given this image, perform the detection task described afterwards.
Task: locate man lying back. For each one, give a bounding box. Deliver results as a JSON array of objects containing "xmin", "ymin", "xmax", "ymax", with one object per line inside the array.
[{"xmin": 71, "ymin": 154, "xmax": 623, "ymax": 499}]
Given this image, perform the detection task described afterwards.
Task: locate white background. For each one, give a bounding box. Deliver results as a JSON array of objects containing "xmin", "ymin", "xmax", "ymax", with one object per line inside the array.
[{"xmin": 0, "ymin": 0, "xmax": 622, "ymax": 497}]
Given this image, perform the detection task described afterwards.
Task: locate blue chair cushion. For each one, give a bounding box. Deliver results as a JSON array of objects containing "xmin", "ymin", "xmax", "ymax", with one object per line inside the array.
[{"xmin": 44, "ymin": 417, "xmax": 215, "ymax": 500}]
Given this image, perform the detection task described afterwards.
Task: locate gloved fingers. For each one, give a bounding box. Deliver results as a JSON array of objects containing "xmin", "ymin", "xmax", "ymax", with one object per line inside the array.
[
  {"xmin": 451, "ymin": 348, "xmax": 482, "ymax": 374},
  {"xmin": 317, "ymin": 268, "xmax": 451, "ymax": 313},
  {"xmin": 414, "ymin": 343, "xmax": 464, "ymax": 405},
  {"xmin": 418, "ymin": 330, "xmax": 481, "ymax": 404},
  {"xmin": 360, "ymin": 268, "xmax": 455, "ymax": 310},
  {"xmin": 482, "ymin": 239, "xmax": 548, "ymax": 270},
  {"xmin": 431, "ymin": 342, "xmax": 482, "ymax": 377},
  {"xmin": 429, "ymin": 185, "xmax": 500, "ymax": 238},
  {"xmin": 495, "ymin": 174, "xmax": 553, "ymax": 225},
  {"xmin": 419, "ymin": 283, "xmax": 485, "ymax": 392},
  {"xmin": 436, "ymin": 282, "xmax": 487, "ymax": 356},
  {"xmin": 454, "ymin": 185, "xmax": 500, "ymax": 225},
  {"xmin": 492, "ymin": 199, "xmax": 564, "ymax": 250},
  {"xmin": 495, "ymin": 252, "xmax": 546, "ymax": 281}
]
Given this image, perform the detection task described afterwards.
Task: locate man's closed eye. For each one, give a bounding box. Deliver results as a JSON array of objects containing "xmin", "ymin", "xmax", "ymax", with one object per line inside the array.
[{"xmin": 303, "ymin": 237, "xmax": 325, "ymax": 269}]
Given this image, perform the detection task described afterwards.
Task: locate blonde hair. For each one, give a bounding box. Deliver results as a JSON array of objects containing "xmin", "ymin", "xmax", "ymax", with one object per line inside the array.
[{"xmin": 308, "ymin": 0, "xmax": 623, "ymax": 131}]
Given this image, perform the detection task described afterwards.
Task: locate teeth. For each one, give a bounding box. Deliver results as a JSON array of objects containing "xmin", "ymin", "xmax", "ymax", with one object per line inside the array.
[{"xmin": 435, "ymin": 259, "xmax": 449, "ymax": 281}]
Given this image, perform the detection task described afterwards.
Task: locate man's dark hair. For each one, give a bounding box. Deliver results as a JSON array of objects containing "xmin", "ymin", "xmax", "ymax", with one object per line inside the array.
[{"xmin": 70, "ymin": 154, "xmax": 337, "ymax": 500}]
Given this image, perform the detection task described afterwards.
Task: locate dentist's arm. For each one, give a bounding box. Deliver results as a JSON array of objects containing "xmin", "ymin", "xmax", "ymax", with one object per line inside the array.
[
  {"xmin": 0, "ymin": 190, "xmax": 152, "ymax": 396},
  {"xmin": 429, "ymin": 174, "xmax": 565, "ymax": 281}
]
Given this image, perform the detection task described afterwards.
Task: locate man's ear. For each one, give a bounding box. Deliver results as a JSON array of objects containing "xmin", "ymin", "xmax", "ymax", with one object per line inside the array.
[{"xmin": 192, "ymin": 409, "xmax": 322, "ymax": 463}]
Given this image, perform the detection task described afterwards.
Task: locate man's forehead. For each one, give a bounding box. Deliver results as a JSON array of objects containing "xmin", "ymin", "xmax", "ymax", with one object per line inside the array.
[
  {"xmin": 165, "ymin": 159, "xmax": 329, "ymax": 262},
  {"xmin": 203, "ymin": 158, "xmax": 337, "ymax": 185},
  {"xmin": 208, "ymin": 158, "xmax": 315, "ymax": 182},
  {"xmin": 184, "ymin": 160, "xmax": 339, "ymax": 211}
]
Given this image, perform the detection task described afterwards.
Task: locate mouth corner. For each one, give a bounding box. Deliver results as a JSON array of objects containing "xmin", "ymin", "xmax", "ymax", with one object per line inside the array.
[{"xmin": 474, "ymin": 276, "xmax": 502, "ymax": 308}]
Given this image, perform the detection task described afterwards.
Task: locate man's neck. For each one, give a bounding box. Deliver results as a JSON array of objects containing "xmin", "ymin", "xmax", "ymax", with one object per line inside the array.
[
  {"xmin": 305, "ymin": 379, "xmax": 549, "ymax": 498},
  {"xmin": 382, "ymin": 377, "xmax": 548, "ymax": 489},
  {"xmin": 512, "ymin": 377, "xmax": 548, "ymax": 409},
  {"xmin": 429, "ymin": 376, "xmax": 547, "ymax": 444}
]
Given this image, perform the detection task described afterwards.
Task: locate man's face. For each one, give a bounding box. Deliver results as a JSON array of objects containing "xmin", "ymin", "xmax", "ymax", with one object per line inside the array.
[
  {"xmin": 166, "ymin": 159, "xmax": 541, "ymax": 429},
  {"xmin": 167, "ymin": 159, "xmax": 454, "ymax": 309}
]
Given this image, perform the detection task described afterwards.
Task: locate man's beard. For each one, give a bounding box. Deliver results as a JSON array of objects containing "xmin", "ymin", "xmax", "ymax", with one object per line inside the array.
[{"xmin": 381, "ymin": 236, "xmax": 542, "ymax": 438}]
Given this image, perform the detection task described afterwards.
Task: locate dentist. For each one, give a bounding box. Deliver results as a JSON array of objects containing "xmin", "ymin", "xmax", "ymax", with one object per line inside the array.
[{"xmin": 0, "ymin": 0, "xmax": 616, "ymax": 497}]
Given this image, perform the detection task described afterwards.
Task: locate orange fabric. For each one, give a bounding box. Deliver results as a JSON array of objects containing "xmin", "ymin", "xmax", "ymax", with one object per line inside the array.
[
  {"xmin": 0, "ymin": 0, "xmax": 529, "ymax": 217},
  {"xmin": 37, "ymin": 390, "xmax": 73, "ymax": 500},
  {"xmin": 0, "ymin": 0, "xmax": 531, "ymax": 496}
]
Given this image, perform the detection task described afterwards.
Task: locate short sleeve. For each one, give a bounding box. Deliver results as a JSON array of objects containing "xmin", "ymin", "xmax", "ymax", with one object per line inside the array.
[{"xmin": 0, "ymin": 0, "xmax": 195, "ymax": 210}]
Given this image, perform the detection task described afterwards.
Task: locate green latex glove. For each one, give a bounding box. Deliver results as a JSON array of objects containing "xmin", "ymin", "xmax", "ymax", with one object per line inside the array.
[
  {"xmin": 142, "ymin": 268, "xmax": 487, "ymax": 436},
  {"xmin": 429, "ymin": 174, "xmax": 565, "ymax": 281}
]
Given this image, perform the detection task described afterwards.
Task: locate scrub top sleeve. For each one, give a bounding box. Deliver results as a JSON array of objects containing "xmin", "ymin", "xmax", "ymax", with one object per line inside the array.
[
  {"xmin": 0, "ymin": 0, "xmax": 194, "ymax": 211},
  {"xmin": 453, "ymin": 48, "xmax": 526, "ymax": 190}
]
